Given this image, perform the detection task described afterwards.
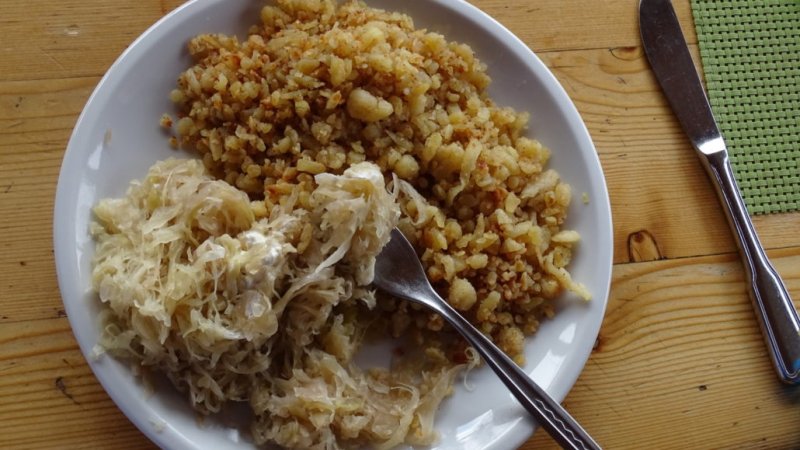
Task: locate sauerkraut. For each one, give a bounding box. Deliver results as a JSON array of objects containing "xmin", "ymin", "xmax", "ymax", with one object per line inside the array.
[{"xmin": 91, "ymin": 158, "xmax": 471, "ymax": 449}]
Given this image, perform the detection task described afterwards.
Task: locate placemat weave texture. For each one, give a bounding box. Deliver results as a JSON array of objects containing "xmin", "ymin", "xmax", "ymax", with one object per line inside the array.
[{"xmin": 691, "ymin": 0, "xmax": 800, "ymax": 214}]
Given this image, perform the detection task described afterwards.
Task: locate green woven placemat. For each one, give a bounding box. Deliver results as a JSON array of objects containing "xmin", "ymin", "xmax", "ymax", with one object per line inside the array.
[{"xmin": 691, "ymin": 0, "xmax": 800, "ymax": 214}]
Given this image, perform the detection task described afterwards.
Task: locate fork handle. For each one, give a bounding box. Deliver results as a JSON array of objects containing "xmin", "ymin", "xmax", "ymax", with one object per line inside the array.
[
  {"xmin": 702, "ymin": 150, "xmax": 800, "ymax": 383},
  {"xmin": 432, "ymin": 299, "xmax": 601, "ymax": 450}
]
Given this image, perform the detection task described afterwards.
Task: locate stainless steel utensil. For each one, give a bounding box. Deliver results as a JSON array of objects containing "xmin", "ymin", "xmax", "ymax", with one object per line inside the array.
[
  {"xmin": 639, "ymin": 0, "xmax": 800, "ymax": 383},
  {"xmin": 373, "ymin": 228, "xmax": 602, "ymax": 450}
]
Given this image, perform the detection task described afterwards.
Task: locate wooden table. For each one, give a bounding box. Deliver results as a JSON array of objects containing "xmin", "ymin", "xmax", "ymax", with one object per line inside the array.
[{"xmin": 2, "ymin": 1, "xmax": 799, "ymax": 448}]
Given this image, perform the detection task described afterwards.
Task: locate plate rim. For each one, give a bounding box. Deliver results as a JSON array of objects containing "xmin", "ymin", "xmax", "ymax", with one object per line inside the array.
[{"xmin": 53, "ymin": 0, "xmax": 613, "ymax": 448}]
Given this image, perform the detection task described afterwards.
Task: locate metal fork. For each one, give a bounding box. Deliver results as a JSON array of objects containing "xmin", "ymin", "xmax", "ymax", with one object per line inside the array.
[{"xmin": 373, "ymin": 228, "xmax": 601, "ymax": 450}]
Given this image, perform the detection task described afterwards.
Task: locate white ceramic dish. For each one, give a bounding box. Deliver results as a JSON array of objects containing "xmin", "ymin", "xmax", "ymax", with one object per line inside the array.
[{"xmin": 53, "ymin": 0, "xmax": 613, "ymax": 449}]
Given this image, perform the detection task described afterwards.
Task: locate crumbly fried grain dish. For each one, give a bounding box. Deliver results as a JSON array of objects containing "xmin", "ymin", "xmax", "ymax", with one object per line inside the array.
[
  {"xmin": 168, "ymin": 0, "xmax": 588, "ymax": 362},
  {"xmin": 93, "ymin": 0, "xmax": 590, "ymax": 449}
]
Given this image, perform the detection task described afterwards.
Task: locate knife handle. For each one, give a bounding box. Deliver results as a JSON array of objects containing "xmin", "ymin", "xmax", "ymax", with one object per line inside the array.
[{"xmin": 702, "ymin": 149, "xmax": 800, "ymax": 383}]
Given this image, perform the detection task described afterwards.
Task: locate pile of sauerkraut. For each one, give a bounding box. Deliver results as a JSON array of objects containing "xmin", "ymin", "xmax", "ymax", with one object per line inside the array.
[{"xmin": 91, "ymin": 158, "xmax": 471, "ymax": 449}]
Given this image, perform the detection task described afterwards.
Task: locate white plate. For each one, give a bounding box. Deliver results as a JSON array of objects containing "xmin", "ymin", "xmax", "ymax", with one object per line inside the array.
[{"xmin": 53, "ymin": 1, "xmax": 613, "ymax": 449}]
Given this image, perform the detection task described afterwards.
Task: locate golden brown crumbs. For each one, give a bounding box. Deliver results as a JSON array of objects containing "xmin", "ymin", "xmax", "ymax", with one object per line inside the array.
[{"xmin": 168, "ymin": 0, "xmax": 588, "ymax": 366}]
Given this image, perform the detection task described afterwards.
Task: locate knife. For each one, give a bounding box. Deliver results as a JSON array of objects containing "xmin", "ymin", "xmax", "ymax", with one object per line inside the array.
[{"xmin": 639, "ymin": 0, "xmax": 800, "ymax": 384}]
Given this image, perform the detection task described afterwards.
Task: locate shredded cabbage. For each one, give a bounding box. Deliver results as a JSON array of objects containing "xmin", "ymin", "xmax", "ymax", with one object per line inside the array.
[{"xmin": 91, "ymin": 159, "xmax": 472, "ymax": 449}]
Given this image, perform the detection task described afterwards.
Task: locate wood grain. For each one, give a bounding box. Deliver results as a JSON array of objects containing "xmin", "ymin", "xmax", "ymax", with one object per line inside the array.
[
  {"xmin": 0, "ymin": 0, "xmax": 186, "ymax": 82},
  {"xmin": 1, "ymin": 0, "xmax": 799, "ymax": 449},
  {"xmin": 1, "ymin": 250, "xmax": 798, "ymax": 449},
  {"xmin": 0, "ymin": 0, "xmax": 694, "ymax": 82},
  {"xmin": 526, "ymin": 247, "xmax": 800, "ymax": 450},
  {"xmin": 0, "ymin": 77, "xmax": 97, "ymax": 323},
  {"xmin": 475, "ymin": 0, "xmax": 696, "ymax": 53},
  {"xmin": 538, "ymin": 46, "xmax": 800, "ymax": 263},
  {"xmin": 0, "ymin": 318, "xmax": 155, "ymax": 449}
]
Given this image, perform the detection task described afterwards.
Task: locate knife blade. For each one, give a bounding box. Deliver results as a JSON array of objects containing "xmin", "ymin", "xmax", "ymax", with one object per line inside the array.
[
  {"xmin": 639, "ymin": 0, "xmax": 800, "ymax": 384},
  {"xmin": 639, "ymin": 0, "xmax": 723, "ymax": 155}
]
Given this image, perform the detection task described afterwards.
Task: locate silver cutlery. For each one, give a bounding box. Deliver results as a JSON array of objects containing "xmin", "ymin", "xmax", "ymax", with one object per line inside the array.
[
  {"xmin": 639, "ymin": 0, "xmax": 800, "ymax": 383},
  {"xmin": 373, "ymin": 228, "xmax": 602, "ymax": 450}
]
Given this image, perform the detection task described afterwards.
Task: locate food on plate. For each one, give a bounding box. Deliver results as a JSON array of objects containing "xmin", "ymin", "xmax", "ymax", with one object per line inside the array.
[
  {"xmin": 93, "ymin": 158, "xmax": 468, "ymax": 449},
  {"xmin": 91, "ymin": 0, "xmax": 589, "ymax": 448},
  {"xmin": 166, "ymin": 0, "xmax": 588, "ymax": 364}
]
